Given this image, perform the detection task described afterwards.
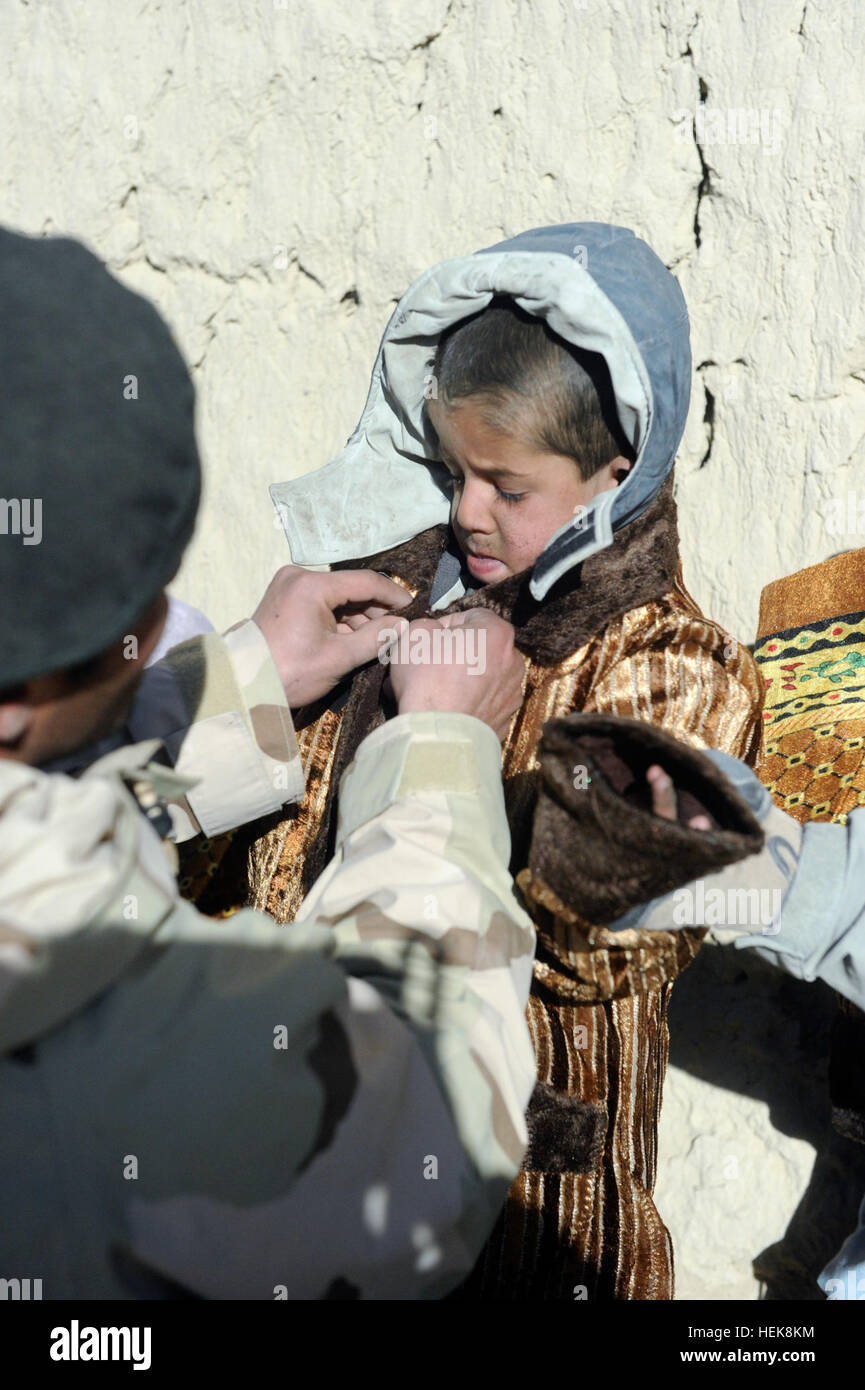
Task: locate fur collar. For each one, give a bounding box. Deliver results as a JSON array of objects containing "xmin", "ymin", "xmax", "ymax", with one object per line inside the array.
[{"xmin": 338, "ymin": 473, "xmax": 679, "ymax": 664}]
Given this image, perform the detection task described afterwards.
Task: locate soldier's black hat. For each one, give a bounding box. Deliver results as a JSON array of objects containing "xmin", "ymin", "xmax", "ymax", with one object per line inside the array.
[{"xmin": 0, "ymin": 228, "xmax": 201, "ymax": 688}]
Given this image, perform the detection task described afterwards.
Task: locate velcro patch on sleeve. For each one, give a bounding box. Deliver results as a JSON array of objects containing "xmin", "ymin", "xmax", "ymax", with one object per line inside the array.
[{"xmin": 397, "ymin": 741, "xmax": 480, "ymax": 797}]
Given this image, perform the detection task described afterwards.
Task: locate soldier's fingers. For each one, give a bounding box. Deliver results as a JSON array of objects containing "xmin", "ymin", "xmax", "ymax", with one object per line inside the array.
[
  {"xmin": 321, "ymin": 570, "xmax": 412, "ymax": 614},
  {"xmin": 335, "ymin": 614, "xmax": 410, "ymax": 670},
  {"xmin": 646, "ymin": 764, "xmax": 678, "ymax": 821},
  {"xmin": 435, "ymin": 608, "xmax": 489, "ymax": 628},
  {"xmin": 356, "ymin": 603, "xmax": 392, "ymax": 620},
  {"xmin": 334, "ymin": 606, "xmax": 390, "ymax": 631},
  {"xmin": 335, "ymin": 602, "xmax": 393, "ymax": 624},
  {"xmin": 404, "ymin": 617, "xmax": 445, "ymax": 635}
]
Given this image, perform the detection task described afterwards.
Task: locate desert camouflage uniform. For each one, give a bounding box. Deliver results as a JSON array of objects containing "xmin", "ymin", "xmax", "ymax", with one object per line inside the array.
[
  {"xmin": 0, "ymin": 622, "xmax": 536, "ymax": 1299},
  {"xmin": 125, "ymin": 619, "xmax": 306, "ymax": 840}
]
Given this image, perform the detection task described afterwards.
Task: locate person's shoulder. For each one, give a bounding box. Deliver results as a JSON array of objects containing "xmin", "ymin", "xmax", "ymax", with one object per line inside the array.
[
  {"xmin": 0, "ymin": 743, "xmax": 182, "ymax": 947},
  {"xmin": 602, "ymin": 587, "xmax": 720, "ymax": 649},
  {"xmin": 601, "ymin": 590, "xmax": 762, "ymax": 690}
]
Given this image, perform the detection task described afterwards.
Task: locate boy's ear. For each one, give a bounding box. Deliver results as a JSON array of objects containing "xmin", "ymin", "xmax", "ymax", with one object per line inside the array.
[
  {"xmin": 0, "ymin": 690, "xmax": 34, "ymax": 745},
  {"xmin": 610, "ymin": 455, "xmax": 634, "ymax": 487}
]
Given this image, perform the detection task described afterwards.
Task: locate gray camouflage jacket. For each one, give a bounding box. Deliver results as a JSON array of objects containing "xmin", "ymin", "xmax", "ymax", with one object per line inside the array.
[
  {"xmin": 0, "ymin": 622, "xmax": 536, "ymax": 1299},
  {"xmin": 613, "ymin": 749, "xmax": 865, "ymax": 1299},
  {"xmin": 614, "ymin": 750, "xmax": 865, "ymax": 1011}
]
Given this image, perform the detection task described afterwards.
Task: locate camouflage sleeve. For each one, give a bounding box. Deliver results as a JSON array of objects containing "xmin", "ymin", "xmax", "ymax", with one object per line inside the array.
[
  {"xmin": 120, "ymin": 712, "xmax": 537, "ymax": 1300},
  {"xmin": 613, "ymin": 751, "xmax": 865, "ymax": 1008},
  {"xmin": 127, "ymin": 619, "xmax": 305, "ymax": 841},
  {"xmin": 286, "ymin": 712, "xmax": 539, "ymax": 1294}
]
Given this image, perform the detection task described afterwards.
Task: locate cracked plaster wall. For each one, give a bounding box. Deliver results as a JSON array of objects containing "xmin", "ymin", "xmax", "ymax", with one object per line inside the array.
[{"xmin": 3, "ymin": 0, "xmax": 865, "ymax": 1300}]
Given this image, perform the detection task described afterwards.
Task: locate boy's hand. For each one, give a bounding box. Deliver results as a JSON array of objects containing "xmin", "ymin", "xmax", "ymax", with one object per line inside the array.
[
  {"xmin": 252, "ymin": 565, "xmax": 411, "ymax": 708},
  {"xmin": 646, "ymin": 764, "xmax": 713, "ymax": 829},
  {"xmin": 388, "ymin": 610, "xmax": 526, "ymax": 741}
]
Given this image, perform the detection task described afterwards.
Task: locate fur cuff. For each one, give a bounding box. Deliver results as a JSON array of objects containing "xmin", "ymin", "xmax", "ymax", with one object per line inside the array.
[{"xmin": 525, "ymin": 713, "xmax": 765, "ymax": 924}]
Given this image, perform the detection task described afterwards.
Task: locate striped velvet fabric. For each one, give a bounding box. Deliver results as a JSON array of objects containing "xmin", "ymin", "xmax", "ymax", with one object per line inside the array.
[
  {"xmin": 251, "ymin": 563, "xmax": 763, "ymax": 1299},
  {"xmin": 452, "ymin": 587, "xmax": 760, "ymax": 1298}
]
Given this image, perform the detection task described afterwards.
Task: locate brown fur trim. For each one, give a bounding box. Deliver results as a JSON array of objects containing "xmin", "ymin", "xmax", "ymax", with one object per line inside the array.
[
  {"xmin": 524, "ymin": 1081, "xmax": 607, "ymax": 1174},
  {"xmin": 337, "ymin": 474, "xmax": 680, "ymax": 666},
  {"xmin": 333, "ymin": 523, "xmax": 451, "ymax": 597},
  {"xmin": 527, "ymin": 713, "xmax": 765, "ymax": 924}
]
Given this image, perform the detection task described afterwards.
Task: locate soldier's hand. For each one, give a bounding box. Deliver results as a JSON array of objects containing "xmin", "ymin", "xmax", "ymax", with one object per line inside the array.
[
  {"xmin": 646, "ymin": 764, "xmax": 713, "ymax": 829},
  {"xmin": 388, "ymin": 610, "xmax": 525, "ymax": 741},
  {"xmin": 252, "ymin": 566, "xmax": 411, "ymax": 708}
]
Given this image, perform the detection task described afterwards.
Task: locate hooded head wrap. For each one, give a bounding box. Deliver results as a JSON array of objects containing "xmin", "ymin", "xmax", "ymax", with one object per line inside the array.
[{"xmin": 271, "ymin": 222, "xmax": 691, "ymax": 600}]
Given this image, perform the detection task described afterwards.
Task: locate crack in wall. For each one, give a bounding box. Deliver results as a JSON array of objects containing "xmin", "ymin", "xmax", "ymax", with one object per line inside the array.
[
  {"xmin": 692, "ymin": 133, "xmax": 714, "ymax": 249},
  {"xmin": 412, "ymin": 30, "xmax": 443, "ymax": 52},
  {"xmin": 295, "ymin": 258, "xmax": 325, "ymax": 290},
  {"xmin": 138, "ymin": 252, "xmax": 269, "ymax": 287},
  {"xmin": 191, "ymin": 315, "xmax": 219, "ymax": 371},
  {"xmin": 680, "ymin": 34, "xmax": 715, "ymax": 252},
  {"xmin": 696, "ymin": 359, "xmax": 716, "ymax": 469},
  {"xmin": 693, "ymin": 75, "xmax": 714, "ymax": 249},
  {"xmin": 410, "ymin": 0, "xmax": 455, "ymax": 54},
  {"xmin": 413, "ymin": 0, "xmax": 455, "ymax": 188},
  {"xmin": 699, "ymin": 384, "xmax": 716, "ymax": 468}
]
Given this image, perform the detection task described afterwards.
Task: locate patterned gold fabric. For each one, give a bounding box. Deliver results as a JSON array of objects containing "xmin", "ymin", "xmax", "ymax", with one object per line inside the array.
[
  {"xmin": 176, "ymin": 829, "xmax": 244, "ymax": 917},
  {"xmin": 754, "ymin": 547, "xmax": 865, "ymax": 1144},
  {"xmin": 253, "ymin": 707, "xmax": 345, "ymax": 927},
  {"xmin": 755, "ymin": 610, "xmax": 865, "ymax": 825},
  {"xmin": 758, "ymin": 547, "xmax": 865, "ymax": 637}
]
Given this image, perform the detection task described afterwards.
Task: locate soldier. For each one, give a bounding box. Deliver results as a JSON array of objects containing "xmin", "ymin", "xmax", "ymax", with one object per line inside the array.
[{"xmin": 0, "ymin": 227, "xmax": 536, "ymax": 1299}]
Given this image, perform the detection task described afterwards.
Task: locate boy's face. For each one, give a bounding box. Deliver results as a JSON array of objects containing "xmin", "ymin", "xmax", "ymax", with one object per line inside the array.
[{"xmin": 427, "ymin": 398, "xmax": 632, "ymax": 583}]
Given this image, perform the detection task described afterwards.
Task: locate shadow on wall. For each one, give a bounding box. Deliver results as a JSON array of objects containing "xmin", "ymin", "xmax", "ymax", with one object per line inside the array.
[{"xmin": 664, "ymin": 940, "xmax": 865, "ymax": 1300}]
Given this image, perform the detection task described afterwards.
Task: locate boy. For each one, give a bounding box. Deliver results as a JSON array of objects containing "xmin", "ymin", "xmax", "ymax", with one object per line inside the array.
[{"xmin": 249, "ymin": 222, "xmax": 764, "ymax": 1298}]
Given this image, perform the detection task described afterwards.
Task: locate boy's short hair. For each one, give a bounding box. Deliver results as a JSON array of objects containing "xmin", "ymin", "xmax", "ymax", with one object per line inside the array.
[{"xmin": 430, "ymin": 295, "xmax": 635, "ymax": 480}]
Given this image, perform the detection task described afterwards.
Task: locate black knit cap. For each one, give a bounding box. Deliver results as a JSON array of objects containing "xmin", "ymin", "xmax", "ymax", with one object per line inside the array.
[{"xmin": 0, "ymin": 227, "xmax": 201, "ymax": 688}]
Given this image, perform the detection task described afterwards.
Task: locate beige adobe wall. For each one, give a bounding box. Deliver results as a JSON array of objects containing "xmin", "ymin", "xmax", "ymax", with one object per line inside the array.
[{"xmin": 3, "ymin": 0, "xmax": 864, "ymax": 1298}]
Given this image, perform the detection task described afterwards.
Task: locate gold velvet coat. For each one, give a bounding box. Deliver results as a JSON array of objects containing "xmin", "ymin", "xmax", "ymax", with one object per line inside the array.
[{"xmin": 249, "ymin": 479, "xmax": 764, "ymax": 1300}]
